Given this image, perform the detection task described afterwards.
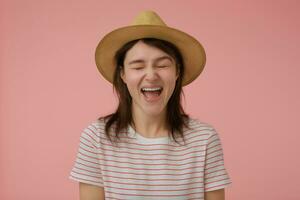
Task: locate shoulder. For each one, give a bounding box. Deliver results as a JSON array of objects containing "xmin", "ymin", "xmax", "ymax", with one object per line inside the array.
[
  {"xmin": 79, "ymin": 118, "xmax": 107, "ymax": 144},
  {"xmin": 185, "ymin": 117, "xmax": 219, "ymax": 140},
  {"xmin": 83, "ymin": 117, "xmax": 120, "ymax": 141},
  {"xmin": 83, "ymin": 118, "xmax": 105, "ymax": 135},
  {"xmin": 187, "ymin": 117, "xmax": 215, "ymax": 132}
]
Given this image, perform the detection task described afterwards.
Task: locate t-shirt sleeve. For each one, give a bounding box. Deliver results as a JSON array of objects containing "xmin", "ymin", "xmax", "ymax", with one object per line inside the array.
[
  {"xmin": 204, "ymin": 126, "xmax": 232, "ymax": 192},
  {"xmin": 69, "ymin": 122, "xmax": 104, "ymax": 187}
]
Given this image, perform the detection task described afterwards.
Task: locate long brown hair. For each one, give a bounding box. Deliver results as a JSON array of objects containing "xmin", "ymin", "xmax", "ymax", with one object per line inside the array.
[{"xmin": 99, "ymin": 38, "xmax": 190, "ymax": 146}]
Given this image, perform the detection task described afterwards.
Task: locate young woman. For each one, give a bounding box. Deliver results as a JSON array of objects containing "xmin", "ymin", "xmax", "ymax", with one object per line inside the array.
[{"xmin": 69, "ymin": 11, "xmax": 232, "ymax": 200}]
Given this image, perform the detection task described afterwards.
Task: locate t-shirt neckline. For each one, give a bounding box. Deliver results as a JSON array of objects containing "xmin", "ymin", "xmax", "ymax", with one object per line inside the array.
[{"xmin": 127, "ymin": 125, "xmax": 170, "ymax": 144}]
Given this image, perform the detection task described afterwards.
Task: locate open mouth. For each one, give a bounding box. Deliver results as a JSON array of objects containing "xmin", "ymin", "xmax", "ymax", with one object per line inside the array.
[{"xmin": 141, "ymin": 87, "xmax": 163, "ymax": 99}]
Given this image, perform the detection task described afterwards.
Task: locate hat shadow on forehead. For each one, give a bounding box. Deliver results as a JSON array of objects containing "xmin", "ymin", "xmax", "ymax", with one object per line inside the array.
[{"xmin": 95, "ymin": 10, "xmax": 206, "ymax": 86}]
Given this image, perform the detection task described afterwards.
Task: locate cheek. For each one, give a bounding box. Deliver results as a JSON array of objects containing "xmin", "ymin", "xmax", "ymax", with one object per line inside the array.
[
  {"xmin": 123, "ymin": 73, "xmax": 141, "ymax": 92},
  {"xmin": 162, "ymin": 73, "xmax": 178, "ymax": 95},
  {"xmin": 162, "ymin": 71, "xmax": 178, "ymax": 84}
]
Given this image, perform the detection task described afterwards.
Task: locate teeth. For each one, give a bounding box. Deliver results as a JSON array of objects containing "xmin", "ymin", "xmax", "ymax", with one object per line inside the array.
[{"xmin": 141, "ymin": 87, "xmax": 162, "ymax": 92}]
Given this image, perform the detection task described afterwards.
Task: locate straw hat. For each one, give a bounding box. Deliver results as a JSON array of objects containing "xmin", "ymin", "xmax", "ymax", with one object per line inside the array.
[{"xmin": 95, "ymin": 10, "xmax": 206, "ymax": 86}]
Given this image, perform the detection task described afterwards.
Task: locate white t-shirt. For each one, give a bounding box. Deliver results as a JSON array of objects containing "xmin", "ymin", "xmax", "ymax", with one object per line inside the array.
[{"xmin": 69, "ymin": 117, "xmax": 232, "ymax": 199}]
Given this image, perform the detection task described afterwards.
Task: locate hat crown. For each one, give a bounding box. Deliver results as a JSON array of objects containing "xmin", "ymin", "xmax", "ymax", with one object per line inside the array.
[
  {"xmin": 95, "ymin": 10, "xmax": 206, "ymax": 86},
  {"xmin": 131, "ymin": 10, "xmax": 167, "ymax": 26}
]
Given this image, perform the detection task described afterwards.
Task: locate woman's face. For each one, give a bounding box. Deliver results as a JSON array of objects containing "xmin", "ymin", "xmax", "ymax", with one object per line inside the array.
[{"xmin": 121, "ymin": 40, "xmax": 179, "ymax": 117}]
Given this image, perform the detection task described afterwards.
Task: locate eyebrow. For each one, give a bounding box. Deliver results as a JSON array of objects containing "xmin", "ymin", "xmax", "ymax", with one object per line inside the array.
[{"xmin": 128, "ymin": 56, "xmax": 173, "ymax": 65}]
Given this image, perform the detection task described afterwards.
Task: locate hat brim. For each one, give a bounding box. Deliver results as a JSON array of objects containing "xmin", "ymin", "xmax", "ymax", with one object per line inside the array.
[{"xmin": 95, "ymin": 25, "xmax": 206, "ymax": 86}]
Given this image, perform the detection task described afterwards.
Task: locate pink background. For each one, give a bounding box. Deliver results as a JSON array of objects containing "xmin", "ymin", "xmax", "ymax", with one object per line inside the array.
[{"xmin": 1, "ymin": 0, "xmax": 299, "ymax": 199}]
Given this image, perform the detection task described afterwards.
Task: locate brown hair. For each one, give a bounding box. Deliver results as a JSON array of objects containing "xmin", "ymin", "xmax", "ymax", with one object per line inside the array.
[{"xmin": 99, "ymin": 38, "xmax": 190, "ymax": 146}]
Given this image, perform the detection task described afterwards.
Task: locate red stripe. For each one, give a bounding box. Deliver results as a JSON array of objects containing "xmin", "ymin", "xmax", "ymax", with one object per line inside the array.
[
  {"xmin": 205, "ymin": 181, "xmax": 231, "ymax": 190},
  {"xmin": 103, "ymin": 174, "xmax": 204, "ymax": 181},
  {"xmin": 70, "ymin": 174, "xmax": 103, "ymax": 186},
  {"xmin": 105, "ymin": 179, "xmax": 204, "ymax": 186},
  {"xmin": 99, "ymin": 152, "xmax": 205, "ymax": 162},
  {"xmin": 98, "ymin": 140, "xmax": 207, "ymax": 153},
  {"xmin": 98, "ymin": 146, "xmax": 207, "ymax": 157},
  {"xmin": 98, "ymin": 163, "xmax": 204, "ymax": 171},
  {"xmin": 73, "ymin": 165, "xmax": 101, "ymax": 175},
  {"xmin": 71, "ymin": 170, "xmax": 102, "ymax": 179},
  {"xmin": 101, "ymin": 168, "xmax": 204, "ymax": 176},
  {"xmin": 75, "ymin": 159, "xmax": 100, "ymax": 169},
  {"xmin": 205, "ymin": 163, "xmax": 226, "ymax": 172},
  {"xmin": 205, "ymin": 168, "xmax": 227, "ymax": 175},
  {"xmin": 105, "ymin": 185, "xmax": 204, "ymax": 192},
  {"xmin": 205, "ymin": 172, "xmax": 228, "ymax": 180},
  {"xmin": 206, "ymin": 157, "xmax": 223, "ymax": 165},
  {"xmin": 79, "ymin": 145, "xmax": 207, "ymax": 161},
  {"xmin": 99, "ymin": 135, "xmax": 209, "ymax": 149},
  {"xmin": 80, "ymin": 137, "xmax": 95, "ymax": 149},
  {"xmin": 78, "ymin": 148, "xmax": 98, "ymax": 159},
  {"xmin": 106, "ymin": 190, "xmax": 203, "ymax": 197},
  {"xmin": 206, "ymin": 147, "xmax": 223, "ymax": 157},
  {"xmin": 206, "ymin": 154, "xmax": 223, "ymax": 163},
  {"xmin": 82, "ymin": 131, "xmax": 99, "ymax": 145},
  {"xmin": 99, "ymin": 157, "xmax": 205, "ymax": 166},
  {"xmin": 207, "ymin": 138, "xmax": 220, "ymax": 148},
  {"xmin": 206, "ymin": 177, "xmax": 230, "ymax": 184}
]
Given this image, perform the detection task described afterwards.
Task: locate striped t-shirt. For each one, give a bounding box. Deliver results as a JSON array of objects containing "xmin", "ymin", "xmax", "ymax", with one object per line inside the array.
[{"xmin": 69, "ymin": 117, "xmax": 232, "ymax": 199}]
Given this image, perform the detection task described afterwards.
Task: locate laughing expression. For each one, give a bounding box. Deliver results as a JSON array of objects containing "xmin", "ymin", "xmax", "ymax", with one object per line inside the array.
[{"xmin": 121, "ymin": 40, "xmax": 179, "ymax": 117}]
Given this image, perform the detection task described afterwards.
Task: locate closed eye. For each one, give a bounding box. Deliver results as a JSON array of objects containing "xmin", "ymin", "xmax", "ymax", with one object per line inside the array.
[
  {"xmin": 133, "ymin": 67, "xmax": 144, "ymax": 70},
  {"xmin": 157, "ymin": 65, "xmax": 168, "ymax": 68}
]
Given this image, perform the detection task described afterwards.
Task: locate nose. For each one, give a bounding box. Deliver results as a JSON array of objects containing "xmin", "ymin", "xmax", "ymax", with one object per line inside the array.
[{"xmin": 145, "ymin": 66, "xmax": 158, "ymax": 81}]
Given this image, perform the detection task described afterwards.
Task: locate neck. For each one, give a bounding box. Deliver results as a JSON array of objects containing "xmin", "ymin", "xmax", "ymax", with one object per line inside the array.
[{"xmin": 131, "ymin": 106, "xmax": 168, "ymax": 138}]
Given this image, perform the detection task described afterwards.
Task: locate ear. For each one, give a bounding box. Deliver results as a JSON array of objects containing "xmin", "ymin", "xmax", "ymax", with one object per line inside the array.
[
  {"xmin": 120, "ymin": 67, "xmax": 126, "ymax": 84},
  {"xmin": 174, "ymin": 62, "xmax": 181, "ymax": 80},
  {"xmin": 176, "ymin": 72, "xmax": 179, "ymax": 80},
  {"xmin": 175, "ymin": 68, "xmax": 180, "ymax": 80}
]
